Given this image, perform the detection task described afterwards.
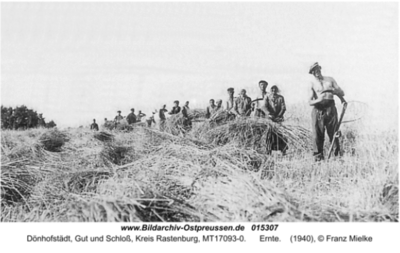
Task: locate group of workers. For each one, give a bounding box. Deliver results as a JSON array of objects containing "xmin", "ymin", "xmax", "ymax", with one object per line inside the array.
[
  {"xmin": 91, "ymin": 108, "xmax": 156, "ymax": 131},
  {"xmin": 90, "ymin": 62, "xmax": 345, "ymax": 161}
]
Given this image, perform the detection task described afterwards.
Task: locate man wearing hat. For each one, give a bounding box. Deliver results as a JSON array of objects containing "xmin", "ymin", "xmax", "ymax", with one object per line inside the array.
[
  {"xmin": 308, "ymin": 62, "xmax": 345, "ymax": 161},
  {"xmin": 169, "ymin": 100, "xmax": 181, "ymax": 115},
  {"xmin": 126, "ymin": 108, "xmax": 137, "ymax": 125},
  {"xmin": 253, "ymin": 80, "xmax": 269, "ymax": 118},
  {"xmin": 234, "ymin": 89, "xmax": 252, "ymax": 117}
]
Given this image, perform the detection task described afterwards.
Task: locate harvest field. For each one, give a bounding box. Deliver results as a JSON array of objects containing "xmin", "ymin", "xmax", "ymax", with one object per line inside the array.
[{"xmin": 1, "ymin": 104, "xmax": 398, "ymax": 222}]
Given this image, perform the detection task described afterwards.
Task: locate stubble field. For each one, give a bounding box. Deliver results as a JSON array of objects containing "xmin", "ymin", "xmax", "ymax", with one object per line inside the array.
[{"xmin": 1, "ymin": 103, "xmax": 398, "ymax": 222}]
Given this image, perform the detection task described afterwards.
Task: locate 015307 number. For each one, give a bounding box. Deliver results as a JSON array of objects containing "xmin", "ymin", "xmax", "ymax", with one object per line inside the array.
[{"xmin": 251, "ymin": 224, "xmax": 279, "ymax": 231}]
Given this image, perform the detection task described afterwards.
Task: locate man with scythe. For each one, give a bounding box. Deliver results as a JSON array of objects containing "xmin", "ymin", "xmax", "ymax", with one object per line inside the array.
[{"xmin": 308, "ymin": 62, "xmax": 346, "ymax": 161}]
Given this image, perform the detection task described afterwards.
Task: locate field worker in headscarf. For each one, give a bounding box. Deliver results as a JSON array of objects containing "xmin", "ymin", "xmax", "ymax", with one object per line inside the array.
[
  {"xmin": 137, "ymin": 110, "xmax": 146, "ymax": 122},
  {"xmin": 169, "ymin": 100, "xmax": 181, "ymax": 115},
  {"xmin": 253, "ymin": 80, "xmax": 269, "ymax": 118},
  {"xmin": 206, "ymin": 99, "xmax": 216, "ymax": 119},
  {"xmin": 264, "ymin": 85, "xmax": 286, "ymax": 122},
  {"xmin": 234, "ymin": 89, "xmax": 252, "ymax": 117},
  {"xmin": 309, "ymin": 62, "xmax": 345, "ymax": 161},
  {"xmin": 126, "ymin": 108, "xmax": 137, "ymax": 124},
  {"xmin": 159, "ymin": 105, "xmax": 168, "ymax": 131}
]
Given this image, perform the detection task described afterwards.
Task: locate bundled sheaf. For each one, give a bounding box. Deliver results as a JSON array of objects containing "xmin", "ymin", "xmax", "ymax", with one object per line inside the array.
[
  {"xmin": 100, "ymin": 143, "xmax": 136, "ymax": 165},
  {"xmin": 1, "ymin": 162, "xmax": 41, "ymax": 205},
  {"xmin": 103, "ymin": 119, "xmax": 133, "ymax": 131},
  {"xmin": 39, "ymin": 129, "xmax": 69, "ymax": 152},
  {"xmin": 94, "ymin": 131, "xmax": 114, "ymax": 142},
  {"xmin": 164, "ymin": 109, "xmax": 206, "ymax": 136},
  {"xmin": 193, "ymin": 117, "xmax": 310, "ymax": 153}
]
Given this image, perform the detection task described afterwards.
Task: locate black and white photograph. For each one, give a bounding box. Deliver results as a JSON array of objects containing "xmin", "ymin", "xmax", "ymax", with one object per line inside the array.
[{"xmin": 1, "ymin": 0, "xmax": 398, "ymax": 231}]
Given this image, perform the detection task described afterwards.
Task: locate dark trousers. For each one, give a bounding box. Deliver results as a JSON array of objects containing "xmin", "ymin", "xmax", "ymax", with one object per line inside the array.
[
  {"xmin": 311, "ymin": 100, "xmax": 340, "ymax": 160},
  {"xmin": 160, "ymin": 119, "xmax": 166, "ymax": 131}
]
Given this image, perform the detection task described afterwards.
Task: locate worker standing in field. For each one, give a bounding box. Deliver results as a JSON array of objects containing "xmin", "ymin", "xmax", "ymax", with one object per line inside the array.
[
  {"xmin": 114, "ymin": 110, "xmax": 124, "ymax": 128},
  {"xmin": 234, "ymin": 89, "xmax": 252, "ymax": 117},
  {"xmin": 309, "ymin": 62, "xmax": 345, "ymax": 161},
  {"xmin": 169, "ymin": 100, "xmax": 181, "ymax": 115},
  {"xmin": 225, "ymin": 87, "xmax": 237, "ymax": 120},
  {"xmin": 226, "ymin": 88, "xmax": 235, "ymax": 113},
  {"xmin": 37, "ymin": 113, "xmax": 46, "ymax": 128},
  {"xmin": 90, "ymin": 119, "xmax": 99, "ymax": 131},
  {"xmin": 126, "ymin": 108, "xmax": 137, "ymax": 125},
  {"xmin": 184, "ymin": 101, "xmax": 190, "ymax": 110},
  {"xmin": 159, "ymin": 105, "xmax": 168, "ymax": 131},
  {"xmin": 137, "ymin": 110, "xmax": 146, "ymax": 122},
  {"xmin": 258, "ymin": 85, "xmax": 288, "ymax": 155},
  {"xmin": 252, "ymin": 80, "xmax": 269, "ymax": 118},
  {"xmin": 265, "ymin": 85, "xmax": 286, "ymax": 122},
  {"xmin": 181, "ymin": 103, "xmax": 192, "ymax": 132},
  {"xmin": 214, "ymin": 99, "xmax": 223, "ymax": 114},
  {"xmin": 205, "ymin": 99, "xmax": 216, "ymax": 119},
  {"xmin": 146, "ymin": 111, "xmax": 157, "ymax": 127}
]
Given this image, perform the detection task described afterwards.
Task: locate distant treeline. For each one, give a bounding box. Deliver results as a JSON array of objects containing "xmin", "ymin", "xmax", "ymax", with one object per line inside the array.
[{"xmin": 1, "ymin": 105, "xmax": 56, "ymax": 130}]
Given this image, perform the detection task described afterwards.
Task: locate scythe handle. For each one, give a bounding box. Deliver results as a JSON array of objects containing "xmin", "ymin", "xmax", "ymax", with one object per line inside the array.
[{"xmin": 327, "ymin": 94, "xmax": 347, "ymax": 159}]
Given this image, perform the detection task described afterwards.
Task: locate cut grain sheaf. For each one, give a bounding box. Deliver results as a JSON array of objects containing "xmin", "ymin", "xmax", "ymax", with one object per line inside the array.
[
  {"xmin": 202, "ymin": 118, "xmax": 310, "ymax": 154},
  {"xmin": 39, "ymin": 129, "xmax": 69, "ymax": 152},
  {"xmin": 94, "ymin": 131, "xmax": 114, "ymax": 142}
]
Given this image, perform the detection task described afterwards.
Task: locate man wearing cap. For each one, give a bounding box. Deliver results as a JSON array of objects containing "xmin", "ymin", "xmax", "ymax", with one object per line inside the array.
[
  {"xmin": 169, "ymin": 101, "xmax": 181, "ymax": 115},
  {"xmin": 309, "ymin": 62, "xmax": 345, "ymax": 161},
  {"xmin": 126, "ymin": 108, "xmax": 137, "ymax": 125},
  {"xmin": 206, "ymin": 99, "xmax": 216, "ymax": 119},
  {"xmin": 159, "ymin": 105, "xmax": 168, "ymax": 131},
  {"xmin": 234, "ymin": 89, "xmax": 252, "ymax": 117},
  {"xmin": 90, "ymin": 119, "xmax": 99, "ymax": 131},
  {"xmin": 253, "ymin": 80, "xmax": 269, "ymax": 118}
]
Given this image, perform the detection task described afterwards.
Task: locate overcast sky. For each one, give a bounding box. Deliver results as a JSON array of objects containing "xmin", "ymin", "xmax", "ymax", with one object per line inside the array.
[{"xmin": 1, "ymin": 2, "xmax": 398, "ymax": 129}]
